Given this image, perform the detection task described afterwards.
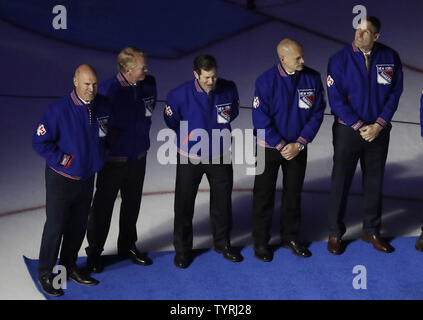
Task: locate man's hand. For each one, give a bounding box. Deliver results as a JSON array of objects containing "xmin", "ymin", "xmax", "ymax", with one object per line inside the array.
[
  {"xmin": 359, "ymin": 124, "xmax": 383, "ymax": 142},
  {"xmin": 281, "ymin": 143, "xmax": 300, "ymax": 160}
]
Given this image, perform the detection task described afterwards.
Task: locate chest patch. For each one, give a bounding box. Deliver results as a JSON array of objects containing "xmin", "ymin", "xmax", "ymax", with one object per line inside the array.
[
  {"xmin": 376, "ymin": 64, "xmax": 394, "ymax": 85},
  {"xmin": 216, "ymin": 103, "xmax": 232, "ymax": 124},
  {"xmin": 298, "ymin": 89, "xmax": 315, "ymax": 109},
  {"xmin": 97, "ymin": 116, "xmax": 109, "ymax": 137},
  {"xmin": 143, "ymin": 96, "xmax": 155, "ymax": 117}
]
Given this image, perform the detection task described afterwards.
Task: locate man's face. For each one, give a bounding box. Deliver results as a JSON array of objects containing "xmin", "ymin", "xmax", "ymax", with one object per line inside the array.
[
  {"xmin": 355, "ymin": 21, "xmax": 379, "ymax": 50},
  {"xmin": 74, "ymin": 71, "xmax": 97, "ymax": 102},
  {"xmin": 194, "ymin": 68, "xmax": 217, "ymax": 92},
  {"xmin": 126, "ymin": 54, "xmax": 148, "ymax": 83},
  {"xmin": 280, "ymin": 45, "xmax": 304, "ymax": 73}
]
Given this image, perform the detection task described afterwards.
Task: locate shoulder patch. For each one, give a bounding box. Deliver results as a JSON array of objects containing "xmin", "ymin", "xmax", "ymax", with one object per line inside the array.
[
  {"xmin": 165, "ymin": 105, "xmax": 173, "ymax": 116},
  {"xmin": 37, "ymin": 124, "xmax": 46, "ymax": 136},
  {"xmin": 253, "ymin": 97, "xmax": 260, "ymax": 109},
  {"xmin": 327, "ymin": 75, "xmax": 334, "ymax": 87}
]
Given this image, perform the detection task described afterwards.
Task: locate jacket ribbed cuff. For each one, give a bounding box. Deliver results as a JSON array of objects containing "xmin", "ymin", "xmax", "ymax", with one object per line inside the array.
[{"xmin": 375, "ymin": 117, "xmax": 387, "ymax": 128}]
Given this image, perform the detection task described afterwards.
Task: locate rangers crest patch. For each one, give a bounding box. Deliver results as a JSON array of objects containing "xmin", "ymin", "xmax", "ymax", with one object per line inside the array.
[
  {"xmin": 97, "ymin": 116, "xmax": 109, "ymax": 137},
  {"xmin": 143, "ymin": 96, "xmax": 155, "ymax": 117},
  {"xmin": 253, "ymin": 97, "xmax": 260, "ymax": 109},
  {"xmin": 298, "ymin": 89, "xmax": 315, "ymax": 109},
  {"xmin": 376, "ymin": 64, "xmax": 394, "ymax": 85},
  {"xmin": 216, "ymin": 103, "xmax": 232, "ymax": 124},
  {"xmin": 37, "ymin": 124, "xmax": 46, "ymax": 136}
]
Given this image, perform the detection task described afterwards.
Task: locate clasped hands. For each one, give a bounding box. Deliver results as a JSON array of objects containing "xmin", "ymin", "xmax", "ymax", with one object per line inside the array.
[
  {"xmin": 280, "ymin": 143, "xmax": 300, "ymax": 161},
  {"xmin": 359, "ymin": 123, "xmax": 383, "ymax": 142}
]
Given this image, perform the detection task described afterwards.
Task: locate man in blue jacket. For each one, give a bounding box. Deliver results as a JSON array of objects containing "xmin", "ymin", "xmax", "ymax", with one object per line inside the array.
[
  {"xmin": 86, "ymin": 47, "xmax": 156, "ymax": 272},
  {"xmin": 417, "ymin": 92, "xmax": 423, "ymax": 252},
  {"xmin": 252, "ymin": 38, "xmax": 326, "ymax": 261},
  {"xmin": 33, "ymin": 65, "xmax": 110, "ymax": 296},
  {"xmin": 164, "ymin": 54, "xmax": 243, "ymax": 268},
  {"xmin": 326, "ymin": 16, "xmax": 403, "ymax": 254}
]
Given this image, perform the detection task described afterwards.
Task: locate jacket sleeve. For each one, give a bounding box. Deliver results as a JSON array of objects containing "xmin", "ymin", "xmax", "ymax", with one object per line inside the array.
[
  {"xmin": 164, "ymin": 90, "xmax": 181, "ymax": 132},
  {"xmin": 230, "ymin": 82, "xmax": 239, "ymax": 122},
  {"xmin": 327, "ymin": 55, "xmax": 364, "ymax": 130},
  {"xmin": 375, "ymin": 52, "xmax": 404, "ymax": 128},
  {"xmin": 420, "ymin": 92, "xmax": 423, "ymax": 137},
  {"xmin": 252, "ymin": 78, "xmax": 286, "ymax": 151},
  {"xmin": 151, "ymin": 76, "xmax": 158, "ymax": 110},
  {"xmin": 297, "ymin": 77, "xmax": 326, "ymax": 146},
  {"xmin": 32, "ymin": 106, "xmax": 70, "ymax": 167}
]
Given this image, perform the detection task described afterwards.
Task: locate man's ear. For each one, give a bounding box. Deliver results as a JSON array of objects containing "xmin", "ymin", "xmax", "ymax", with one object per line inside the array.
[
  {"xmin": 374, "ymin": 33, "xmax": 380, "ymax": 41},
  {"xmin": 193, "ymin": 70, "xmax": 199, "ymax": 80}
]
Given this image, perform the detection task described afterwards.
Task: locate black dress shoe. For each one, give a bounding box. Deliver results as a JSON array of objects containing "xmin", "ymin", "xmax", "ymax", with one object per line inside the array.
[
  {"xmin": 38, "ymin": 276, "xmax": 64, "ymax": 297},
  {"xmin": 129, "ymin": 246, "xmax": 153, "ymax": 266},
  {"xmin": 215, "ymin": 245, "xmax": 244, "ymax": 262},
  {"xmin": 174, "ymin": 252, "xmax": 193, "ymax": 269},
  {"xmin": 119, "ymin": 246, "xmax": 153, "ymax": 266},
  {"xmin": 281, "ymin": 240, "xmax": 312, "ymax": 258},
  {"xmin": 254, "ymin": 245, "xmax": 273, "ymax": 262},
  {"xmin": 68, "ymin": 268, "xmax": 99, "ymax": 286}
]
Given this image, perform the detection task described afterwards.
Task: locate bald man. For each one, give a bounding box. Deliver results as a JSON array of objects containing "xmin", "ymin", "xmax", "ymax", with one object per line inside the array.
[
  {"xmin": 252, "ymin": 39, "xmax": 326, "ymax": 261},
  {"xmin": 33, "ymin": 65, "xmax": 112, "ymax": 296}
]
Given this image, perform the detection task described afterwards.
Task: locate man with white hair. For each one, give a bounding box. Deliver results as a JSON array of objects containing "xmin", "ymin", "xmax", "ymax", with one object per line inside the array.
[{"xmin": 86, "ymin": 47, "xmax": 157, "ymax": 272}]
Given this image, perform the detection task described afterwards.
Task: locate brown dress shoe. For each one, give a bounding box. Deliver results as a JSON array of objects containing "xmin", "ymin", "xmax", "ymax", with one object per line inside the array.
[
  {"xmin": 327, "ymin": 236, "xmax": 343, "ymax": 255},
  {"xmin": 415, "ymin": 233, "xmax": 423, "ymax": 252},
  {"xmin": 362, "ymin": 234, "xmax": 394, "ymax": 253}
]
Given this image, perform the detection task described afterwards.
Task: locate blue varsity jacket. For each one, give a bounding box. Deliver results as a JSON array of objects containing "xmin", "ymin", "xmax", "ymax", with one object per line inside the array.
[
  {"xmin": 99, "ymin": 72, "xmax": 157, "ymax": 161},
  {"xmin": 164, "ymin": 78, "xmax": 239, "ymax": 159},
  {"xmin": 32, "ymin": 90, "xmax": 112, "ymax": 180},
  {"xmin": 420, "ymin": 92, "xmax": 423, "ymax": 137},
  {"xmin": 327, "ymin": 42, "xmax": 403, "ymax": 130},
  {"xmin": 252, "ymin": 63, "xmax": 326, "ymax": 150}
]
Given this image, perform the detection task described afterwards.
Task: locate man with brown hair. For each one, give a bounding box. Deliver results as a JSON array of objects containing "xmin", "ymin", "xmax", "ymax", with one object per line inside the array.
[
  {"xmin": 164, "ymin": 54, "xmax": 243, "ymax": 268},
  {"xmin": 326, "ymin": 16, "xmax": 403, "ymax": 254},
  {"xmin": 86, "ymin": 47, "xmax": 157, "ymax": 272}
]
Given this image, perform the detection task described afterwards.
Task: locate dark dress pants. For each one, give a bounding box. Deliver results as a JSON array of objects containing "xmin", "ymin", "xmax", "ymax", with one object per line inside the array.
[
  {"xmin": 173, "ymin": 155, "xmax": 233, "ymax": 254},
  {"xmin": 327, "ymin": 122, "xmax": 391, "ymax": 237},
  {"xmin": 86, "ymin": 155, "xmax": 146, "ymax": 256},
  {"xmin": 38, "ymin": 166, "xmax": 94, "ymax": 279},
  {"xmin": 252, "ymin": 147, "xmax": 307, "ymax": 246}
]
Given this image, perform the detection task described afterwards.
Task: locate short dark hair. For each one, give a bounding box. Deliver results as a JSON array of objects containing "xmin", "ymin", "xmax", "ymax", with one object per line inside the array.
[
  {"xmin": 367, "ymin": 16, "xmax": 381, "ymax": 34},
  {"xmin": 193, "ymin": 54, "xmax": 217, "ymax": 75}
]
